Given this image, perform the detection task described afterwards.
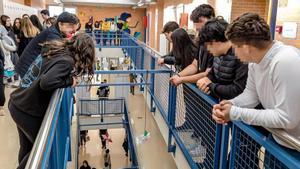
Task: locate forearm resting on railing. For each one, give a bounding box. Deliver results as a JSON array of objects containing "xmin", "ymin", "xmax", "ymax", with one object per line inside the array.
[{"xmin": 178, "ymin": 60, "xmax": 198, "ymax": 77}]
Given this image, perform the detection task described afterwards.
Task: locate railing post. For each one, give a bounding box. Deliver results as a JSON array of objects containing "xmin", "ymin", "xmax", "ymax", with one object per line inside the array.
[
  {"xmin": 167, "ymin": 81, "xmax": 177, "ymax": 153},
  {"xmin": 149, "ymin": 55, "xmax": 156, "ymax": 112},
  {"xmin": 228, "ymin": 125, "xmax": 238, "ymax": 169},
  {"xmin": 220, "ymin": 124, "xmax": 230, "ymax": 169}
]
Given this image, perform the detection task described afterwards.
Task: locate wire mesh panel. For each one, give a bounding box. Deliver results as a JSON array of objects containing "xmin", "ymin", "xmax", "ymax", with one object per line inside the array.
[
  {"xmin": 143, "ymin": 51, "xmax": 152, "ymax": 70},
  {"xmin": 104, "ymin": 99, "xmax": 124, "ymax": 114},
  {"xmin": 230, "ymin": 123, "xmax": 295, "ymax": 169},
  {"xmin": 79, "ymin": 99, "xmax": 125, "ymax": 115},
  {"xmin": 153, "ymin": 71, "xmax": 170, "ymax": 117},
  {"xmin": 175, "ymin": 84, "xmax": 219, "ymax": 169}
]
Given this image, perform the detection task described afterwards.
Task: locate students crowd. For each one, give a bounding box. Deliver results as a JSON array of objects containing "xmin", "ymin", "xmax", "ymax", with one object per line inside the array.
[
  {"xmin": 0, "ymin": 2, "xmax": 299, "ymax": 169},
  {"xmin": 158, "ymin": 3, "xmax": 300, "ymax": 161}
]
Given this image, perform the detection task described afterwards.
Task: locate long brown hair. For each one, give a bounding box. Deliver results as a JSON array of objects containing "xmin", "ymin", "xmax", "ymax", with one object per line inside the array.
[
  {"xmin": 42, "ymin": 33, "xmax": 95, "ymax": 83},
  {"xmin": 21, "ymin": 17, "xmax": 39, "ymax": 38}
]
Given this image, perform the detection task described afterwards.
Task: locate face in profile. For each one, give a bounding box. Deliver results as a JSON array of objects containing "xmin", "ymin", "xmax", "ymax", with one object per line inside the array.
[
  {"xmin": 41, "ymin": 14, "xmax": 48, "ymax": 20},
  {"xmin": 206, "ymin": 41, "xmax": 227, "ymax": 57},
  {"xmin": 164, "ymin": 32, "xmax": 172, "ymax": 42},
  {"xmin": 194, "ymin": 16, "xmax": 208, "ymax": 31},
  {"xmin": 58, "ymin": 22, "xmax": 77, "ymax": 37},
  {"xmin": 231, "ymin": 43, "xmax": 251, "ymax": 63}
]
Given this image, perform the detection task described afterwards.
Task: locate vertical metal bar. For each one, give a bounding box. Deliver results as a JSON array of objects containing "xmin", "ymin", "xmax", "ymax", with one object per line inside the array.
[
  {"xmin": 270, "ymin": 0, "xmax": 278, "ymax": 40},
  {"xmin": 229, "ymin": 124, "xmax": 238, "ymax": 169},
  {"xmin": 150, "ymin": 56, "xmax": 156, "ymax": 112},
  {"xmin": 220, "ymin": 124, "xmax": 231, "ymax": 169},
  {"xmin": 167, "ymin": 84, "xmax": 177, "ymax": 153}
]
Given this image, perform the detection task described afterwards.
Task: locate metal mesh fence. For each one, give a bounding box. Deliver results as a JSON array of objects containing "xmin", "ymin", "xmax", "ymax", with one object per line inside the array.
[
  {"xmin": 230, "ymin": 124, "xmax": 292, "ymax": 169},
  {"xmin": 175, "ymin": 84, "xmax": 219, "ymax": 169},
  {"xmin": 153, "ymin": 71, "xmax": 170, "ymax": 117}
]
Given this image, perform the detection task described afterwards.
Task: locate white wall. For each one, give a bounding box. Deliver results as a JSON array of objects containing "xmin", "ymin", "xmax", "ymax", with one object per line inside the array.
[{"xmin": 2, "ymin": 0, "xmax": 38, "ymax": 20}]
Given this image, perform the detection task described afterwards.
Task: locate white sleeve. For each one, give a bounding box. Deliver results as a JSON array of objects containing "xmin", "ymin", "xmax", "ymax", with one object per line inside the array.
[
  {"xmin": 2, "ymin": 38, "xmax": 17, "ymax": 52},
  {"xmin": 230, "ymin": 52, "xmax": 300, "ymax": 129},
  {"xmin": 230, "ymin": 64, "xmax": 260, "ymax": 108}
]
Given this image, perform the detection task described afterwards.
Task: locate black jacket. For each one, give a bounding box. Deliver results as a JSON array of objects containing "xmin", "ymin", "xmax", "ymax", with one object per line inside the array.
[
  {"xmin": 16, "ymin": 25, "xmax": 63, "ymax": 78},
  {"xmin": 208, "ymin": 48, "xmax": 248, "ymax": 100},
  {"xmin": 10, "ymin": 53, "xmax": 74, "ymax": 118}
]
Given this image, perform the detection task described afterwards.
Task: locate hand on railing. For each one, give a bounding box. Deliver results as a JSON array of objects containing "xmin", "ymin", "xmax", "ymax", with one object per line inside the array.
[
  {"xmin": 212, "ymin": 100, "xmax": 232, "ymax": 125},
  {"xmin": 170, "ymin": 75, "xmax": 183, "ymax": 86},
  {"xmin": 196, "ymin": 77, "xmax": 212, "ymax": 95},
  {"xmin": 157, "ymin": 58, "xmax": 165, "ymax": 66}
]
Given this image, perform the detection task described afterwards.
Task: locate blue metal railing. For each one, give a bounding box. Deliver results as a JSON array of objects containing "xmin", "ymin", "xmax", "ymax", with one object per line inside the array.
[
  {"xmin": 77, "ymin": 97, "xmax": 139, "ymax": 169},
  {"xmin": 26, "ymin": 31, "xmax": 300, "ymax": 169},
  {"xmin": 26, "ymin": 88, "xmax": 73, "ymax": 169},
  {"xmin": 120, "ymin": 33, "xmax": 300, "ymax": 169}
]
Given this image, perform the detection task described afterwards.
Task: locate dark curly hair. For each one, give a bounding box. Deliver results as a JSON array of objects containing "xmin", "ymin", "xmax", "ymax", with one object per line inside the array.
[
  {"xmin": 190, "ymin": 4, "xmax": 215, "ymax": 23},
  {"xmin": 199, "ymin": 16, "xmax": 228, "ymax": 44},
  {"xmin": 42, "ymin": 33, "xmax": 95, "ymax": 83},
  {"xmin": 225, "ymin": 13, "xmax": 271, "ymax": 49}
]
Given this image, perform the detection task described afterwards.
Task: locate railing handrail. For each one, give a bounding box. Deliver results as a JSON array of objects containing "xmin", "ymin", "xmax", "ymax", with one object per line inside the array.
[{"xmin": 25, "ymin": 89, "xmax": 64, "ymax": 169}]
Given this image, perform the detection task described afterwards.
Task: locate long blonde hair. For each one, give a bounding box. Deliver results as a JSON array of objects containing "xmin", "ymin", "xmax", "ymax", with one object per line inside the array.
[{"xmin": 21, "ymin": 17, "xmax": 39, "ymax": 38}]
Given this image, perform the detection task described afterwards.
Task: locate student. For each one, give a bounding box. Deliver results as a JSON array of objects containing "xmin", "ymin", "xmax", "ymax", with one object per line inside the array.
[
  {"xmin": 196, "ymin": 17, "xmax": 248, "ymax": 100},
  {"xmin": 212, "ymin": 13, "xmax": 300, "ymax": 157},
  {"xmin": 80, "ymin": 130, "xmax": 88, "ymax": 147},
  {"xmin": 29, "ymin": 15, "xmax": 44, "ymax": 32},
  {"xmin": 168, "ymin": 28, "xmax": 197, "ymax": 71},
  {"xmin": 16, "ymin": 12, "xmax": 79, "ymax": 78},
  {"xmin": 40, "ymin": 9, "xmax": 50, "ymax": 28},
  {"xmin": 85, "ymin": 17, "xmax": 93, "ymax": 33},
  {"xmin": 9, "ymin": 33, "xmax": 95, "ymax": 169},
  {"xmin": 170, "ymin": 4, "xmax": 215, "ymax": 86},
  {"xmin": 0, "ymin": 25, "xmax": 17, "ymax": 85},
  {"xmin": 116, "ymin": 18, "xmax": 123, "ymax": 45},
  {"xmin": 157, "ymin": 21, "xmax": 179, "ymax": 66},
  {"xmin": 109, "ymin": 19, "xmax": 117, "ymax": 45},
  {"xmin": 104, "ymin": 149, "xmax": 111, "ymax": 169},
  {"xmin": 18, "ymin": 17, "xmax": 40, "ymax": 56},
  {"xmin": 102, "ymin": 19, "xmax": 111, "ymax": 46},
  {"xmin": 97, "ymin": 79, "xmax": 110, "ymax": 98},
  {"xmin": 80, "ymin": 160, "xmax": 92, "ymax": 169},
  {"xmin": 99, "ymin": 129, "xmax": 108, "ymax": 149},
  {"xmin": 13, "ymin": 18, "xmax": 21, "ymax": 45},
  {"xmin": 45, "ymin": 17, "xmax": 57, "ymax": 28},
  {"xmin": 1, "ymin": 15, "xmax": 17, "ymax": 43},
  {"xmin": 122, "ymin": 134, "xmax": 129, "ymax": 156}
]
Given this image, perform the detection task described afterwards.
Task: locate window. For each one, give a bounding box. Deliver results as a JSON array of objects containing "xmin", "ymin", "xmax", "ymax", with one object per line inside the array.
[
  {"xmin": 64, "ymin": 7, "xmax": 76, "ymax": 14},
  {"xmin": 48, "ymin": 6, "xmax": 76, "ymax": 17},
  {"xmin": 48, "ymin": 5, "xmax": 63, "ymax": 17}
]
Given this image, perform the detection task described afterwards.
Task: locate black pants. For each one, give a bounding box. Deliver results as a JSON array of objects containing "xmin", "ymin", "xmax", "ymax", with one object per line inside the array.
[
  {"xmin": 0, "ymin": 62, "xmax": 5, "ymax": 106},
  {"xmin": 9, "ymin": 102, "xmax": 43, "ymax": 169}
]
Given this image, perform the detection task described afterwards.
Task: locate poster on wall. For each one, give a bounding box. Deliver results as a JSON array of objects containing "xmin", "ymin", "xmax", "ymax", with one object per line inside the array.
[
  {"xmin": 282, "ymin": 22, "xmax": 298, "ymax": 39},
  {"xmin": 180, "ymin": 13, "xmax": 188, "ymax": 28}
]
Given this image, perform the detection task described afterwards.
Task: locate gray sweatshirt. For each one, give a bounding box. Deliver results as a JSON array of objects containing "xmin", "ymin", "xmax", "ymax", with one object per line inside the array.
[{"xmin": 229, "ymin": 41, "xmax": 300, "ymax": 149}]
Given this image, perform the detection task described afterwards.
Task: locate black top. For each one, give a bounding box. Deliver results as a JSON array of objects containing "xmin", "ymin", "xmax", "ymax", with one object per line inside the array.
[
  {"xmin": 97, "ymin": 85, "xmax": 110, "ymax": 98},
  {"xmin": 85, "ymin": 23, "xmax": 93, "ymax": 31},
  {"xmin": 207, "ymin": 48, "xmax": 248, "ymax": 100},
  {"xmin": 196, "ymin": 45, "xmax": 214, "ymax": 73},
  {"xmin": 117, "ymin": 23, "xmax": 123, "ymax": 30},
  {"xmin": 10, "ymin": 53, "xmax": 74, "ymax": 118},
  {"xmin": 16, "ymin": 25, "xmax": 63, "ymax": 78},
  {"xmin": 18, "ymin": 32, "xmax": 34, "ymax": 56}
]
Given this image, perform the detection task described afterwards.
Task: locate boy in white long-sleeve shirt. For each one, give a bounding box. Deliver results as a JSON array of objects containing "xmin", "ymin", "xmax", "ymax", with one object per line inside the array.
[{"xmin": 212, "ymin": 13, "xmax": 300, "ymax": 154}]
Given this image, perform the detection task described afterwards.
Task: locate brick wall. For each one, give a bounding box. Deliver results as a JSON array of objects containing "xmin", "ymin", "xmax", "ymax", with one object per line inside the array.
[
  {"xmin": 230, "ymin": 0, "xmax": 269, "ymax": 21},
  {"xmin": 11, "ymin": 0, "xmax": 46, "ymax": 8},
  {"xmin": 76, "ymin": 5, "xmax": 146, "ymax": 41},
  {"xmin": 275, "ymin": 0, "xmax": 300, "ymax": 48}
]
